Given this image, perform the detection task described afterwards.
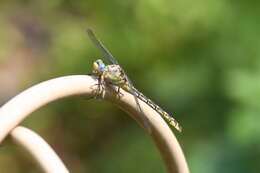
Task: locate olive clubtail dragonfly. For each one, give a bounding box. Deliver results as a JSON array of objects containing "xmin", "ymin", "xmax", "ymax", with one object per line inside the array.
[{"xmin": 87, "ymin": 29, "xmax": 182, "ymax": 132}]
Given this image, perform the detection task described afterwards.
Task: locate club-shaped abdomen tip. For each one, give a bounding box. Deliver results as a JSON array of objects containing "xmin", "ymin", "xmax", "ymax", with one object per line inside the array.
[
  {"xmin": 177, "ymin": 125, "xmax": 182, "ymax": 133},
  {"xmin": 169, "ymin": 120, "xmax": 182, "ymax": 133}
]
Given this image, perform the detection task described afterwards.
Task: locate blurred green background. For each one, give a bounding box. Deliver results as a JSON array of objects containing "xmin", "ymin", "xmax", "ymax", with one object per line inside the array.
[{"xmin": 0, "ymin": 0, "xmax": 260, "ymax": 172}]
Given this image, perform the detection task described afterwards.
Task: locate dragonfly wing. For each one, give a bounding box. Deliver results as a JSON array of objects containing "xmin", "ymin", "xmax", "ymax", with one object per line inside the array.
[
  {"xmin": 87, "ymin": 28, "xmax": 119, "ymax": 65},
  {"xmin": 124, "ymin": 74, "xmax": 150, "ymax": 116},
  {"xmin": 127, "ymin": 78, "xmax": 151, "ymax": 131},
  {"xmin": 87, "ymin": 29, "xmax": 132, "ymax": 89},
  {"xmin": 87, "ymin": 29, "xmax": 151, "ymax": 130}
]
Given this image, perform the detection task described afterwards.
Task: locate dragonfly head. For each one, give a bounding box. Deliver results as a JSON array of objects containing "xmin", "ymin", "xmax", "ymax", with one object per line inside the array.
[{"xmin": 93, "ymin": 59, "xmax": 106, "ymax": 74}]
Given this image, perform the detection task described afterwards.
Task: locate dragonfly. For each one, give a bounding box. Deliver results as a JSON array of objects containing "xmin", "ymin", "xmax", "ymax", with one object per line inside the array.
[{"xmin": 87, "ymin": 29, "xmax": 182, "ymax": 132}]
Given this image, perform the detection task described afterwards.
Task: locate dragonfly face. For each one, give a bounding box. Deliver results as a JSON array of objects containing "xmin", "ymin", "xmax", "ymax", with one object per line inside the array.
[{"xmin": 93, "ymin": 59, "xmax": 106, "ymax": 74}]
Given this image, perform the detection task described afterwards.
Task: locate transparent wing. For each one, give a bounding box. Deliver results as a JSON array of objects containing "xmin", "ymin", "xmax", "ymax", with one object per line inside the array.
[
  {"xmin": 87, "ymin": 28, "xmax": 135, "ymax": 93},
  {"xmin": 87, "ymin": 28, "xmax": 119, "ymax": 65},
  {"xmin": 87, "ymin": 29, "xmax": 150, "ymax": 129},
  {"xmin": 125, "ymin": 75, "xmax": 136, "ymax": 94}
]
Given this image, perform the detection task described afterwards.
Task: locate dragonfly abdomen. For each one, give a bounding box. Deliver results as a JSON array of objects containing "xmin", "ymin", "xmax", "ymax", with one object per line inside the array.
[
  {"xmin": 87, "ymin": 29, "xmax": 182, "ymax": 132},
  {"xmin": 131, "ymin": 87, "xmax": 182, "ymax": 132}
]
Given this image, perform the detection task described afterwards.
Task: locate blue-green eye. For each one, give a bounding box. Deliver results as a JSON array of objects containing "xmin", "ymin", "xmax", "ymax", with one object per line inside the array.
[{"xmin": 96, "ymin": 59, "xmax": 106, "ymax": 72}]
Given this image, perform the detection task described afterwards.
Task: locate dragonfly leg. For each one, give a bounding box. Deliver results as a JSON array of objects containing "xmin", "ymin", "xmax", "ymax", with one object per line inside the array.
[
  {"xmin": 114, "ymin": 86, "xmax": 124, "ymax": 99},
  {"xmin": 92, "ymin": 75, "xmax": 106, "ymax": 99},
  {"xmin": 99, "ymin": 75, "xmax": 106, "ymax": 99}
]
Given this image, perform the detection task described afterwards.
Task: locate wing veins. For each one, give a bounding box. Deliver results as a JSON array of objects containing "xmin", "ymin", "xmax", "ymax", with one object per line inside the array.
[
  {"xmin": 87, "ymin": 28, "xmax": 135, "ymax": 91},
  {"xmin": 87, "ymin": 28, "xmax": 119, "ymax": 65}
]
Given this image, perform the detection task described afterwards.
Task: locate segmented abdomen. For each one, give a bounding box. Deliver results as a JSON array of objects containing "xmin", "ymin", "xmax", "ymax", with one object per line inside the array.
[{"xmin": 130, "ymin": 87, "xmax": 182, "ymax": 132}]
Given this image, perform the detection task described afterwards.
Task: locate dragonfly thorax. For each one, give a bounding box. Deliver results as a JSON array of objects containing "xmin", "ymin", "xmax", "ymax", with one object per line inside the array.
[
  {"xmin": 92, "ymin": 59, "xmax": 126, "ymax": 86},
  {"xmin": 105, "ymin": 64, "xmax": 122, "ymax": 75},
  {"xmin": 103, "ymin": 64, "xmax": 126, "ymax": 87}
]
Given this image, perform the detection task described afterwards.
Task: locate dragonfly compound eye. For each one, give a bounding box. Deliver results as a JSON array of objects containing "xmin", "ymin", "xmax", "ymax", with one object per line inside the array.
[{"xmin": 95, "ymin": 59, "xmax": 106, "ymax": 72}]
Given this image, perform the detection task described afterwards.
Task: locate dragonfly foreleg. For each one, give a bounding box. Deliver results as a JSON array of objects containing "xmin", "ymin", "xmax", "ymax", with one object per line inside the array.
[{"xmin": 91, "ymin": 74, "xmax": 106, "ymax": 99}]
